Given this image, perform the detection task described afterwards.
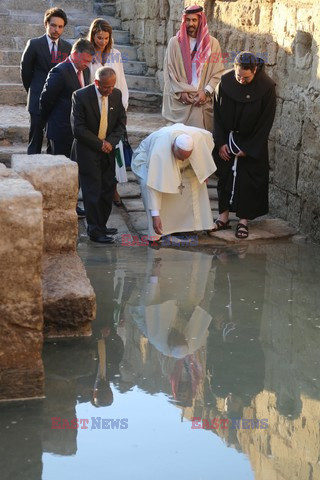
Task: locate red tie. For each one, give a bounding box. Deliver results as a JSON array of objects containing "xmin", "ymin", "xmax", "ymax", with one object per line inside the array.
[{"xmin": 77, "ymin": 70, "xmax": 84, "ymax": 88}]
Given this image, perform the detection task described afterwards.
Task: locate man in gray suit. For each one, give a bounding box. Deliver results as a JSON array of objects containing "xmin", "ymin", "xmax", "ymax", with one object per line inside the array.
[{"xmin": 20, "ymin": 7, "xmax": 71, "ymax": 154}]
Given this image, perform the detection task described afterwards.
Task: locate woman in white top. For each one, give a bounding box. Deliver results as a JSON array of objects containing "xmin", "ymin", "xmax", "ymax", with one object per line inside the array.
[{"xmin": 88, "ymin": 18, "xmax": 129, "ymax": 206}]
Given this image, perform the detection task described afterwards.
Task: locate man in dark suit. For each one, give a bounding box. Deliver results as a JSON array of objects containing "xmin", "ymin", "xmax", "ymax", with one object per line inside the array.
[
  {"xmin": 71, "ymin": 67, "xmax": 126, "ymax": 244},
  {"xmin": 20, "ymin": 7, "xmax": 71, "ymax": 154},
  {"xmin": 40, "ymin": 38, "xmax": 95, "ymax": 157}
]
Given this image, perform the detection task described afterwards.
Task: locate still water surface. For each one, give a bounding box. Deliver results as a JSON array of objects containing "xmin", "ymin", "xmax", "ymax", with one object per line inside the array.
[{"xmin": 1, "ymin": 240, "xmax": 320, "ymax": 479}]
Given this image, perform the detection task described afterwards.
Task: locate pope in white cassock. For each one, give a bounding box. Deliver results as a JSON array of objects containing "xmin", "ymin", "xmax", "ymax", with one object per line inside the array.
[{"xmin": 131, "ymin": 123, "xmax": 216, "ymax": 241}]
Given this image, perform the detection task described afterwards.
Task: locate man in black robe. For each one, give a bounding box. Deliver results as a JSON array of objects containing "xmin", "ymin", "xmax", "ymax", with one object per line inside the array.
[{"xmin": 212, "ymin": 51, "xmax": 276, "ymax": 239}]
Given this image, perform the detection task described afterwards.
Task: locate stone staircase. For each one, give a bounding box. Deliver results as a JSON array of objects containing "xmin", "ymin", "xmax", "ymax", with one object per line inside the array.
[
  {"xmin": 0, "ymin": 0, "xmax": 162, "ymax": 110},
  {"xmin": 0, "ymin": 0, "xmax": 163, "ymax": 165}
]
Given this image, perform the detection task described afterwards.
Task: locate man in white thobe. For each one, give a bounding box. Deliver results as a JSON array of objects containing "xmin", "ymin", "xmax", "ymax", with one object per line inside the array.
[{"xmin": 131, "ymin": 123, "xmax": 216, "ymax": 241}]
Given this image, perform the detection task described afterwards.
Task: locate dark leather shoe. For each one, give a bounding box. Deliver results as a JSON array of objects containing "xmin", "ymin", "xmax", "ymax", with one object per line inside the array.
[
  {"xmin": 76, "ymin": 206, "xmax": 86, "ymax": 218},
  {"xmin": 90, "ymin": 235, "xmax": 114, "ymax": 244},
  {"xmin": 104, "ymin": 227, "xmax": 118, "ymax": 235}
]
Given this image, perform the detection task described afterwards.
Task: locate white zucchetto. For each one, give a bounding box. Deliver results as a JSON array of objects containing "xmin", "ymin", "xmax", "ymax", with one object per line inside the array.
[{"xmin": 175, "ymin": 134, "xmax": 194, "ymax": 151}]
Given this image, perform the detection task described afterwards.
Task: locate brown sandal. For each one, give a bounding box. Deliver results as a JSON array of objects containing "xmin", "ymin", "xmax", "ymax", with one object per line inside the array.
[
  {"xmin": 235, "ymin": 223, "xmax": 249, "ymax": 239},
  {"xmin": 212, "ymin": 219, "xmax": 231, "ymax": 231},
  {"xmin": 208, "ymin": 219, "xmax": 232, "ymax": 237}
]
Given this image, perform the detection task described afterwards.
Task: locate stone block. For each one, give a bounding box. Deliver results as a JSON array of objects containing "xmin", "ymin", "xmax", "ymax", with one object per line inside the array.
[
  {"xmin": 148, "ymin": 0, "xmax": 160, "ymax": 19},
  {"xmin": 159, "ymin": 0, "xmax": 170, "ymax": 19},
  {"xmin": 156, "ymin": 21, "xmax": 166, "ymax": 45},
  {"xmin": 43, "ymin": 253, "xmax": 96, "ymax": 338},
  {"xmin": 286, "ymin": 192, "xmax": 301, "ymax": 229},
  {"xmin": 0, "ymin": 166, "xmax": 44, "ymax": 400},
  {"xmin": 301, "ymin": 119, "xmax": 320, "ymax": 158},
  {"xmin": 122, "ymin": 198, "xmax": 145, "ymax": 212},
  {"xmin": 267, "ymin": 41, "xmax": 278, "ymax": 65},
  {"xmin": 273, "ymin": 144, "xmax": 298, "ymax": 194},
  {"xmin": 157, "ymin": 45, "xmax": 166, "ymax": 70},
  {"xmin": 129, "ymin": 211, "xmax": 148, "ymax": 233},
  {"xmin": 269, "ymin": 184, "xmax": 288, "ymax": 220},
  {"xmin": 118, "ymin": 181, "xmax": 141, "ymax": 198},
  {"xmin": 0, "ymin": 84, "xmax": 26, "ymax": 106},
  {"xmin": 279, "ymin": 101, "xmax": 303, "ymax": 150},
  {"xmin": 297, "ymin": 153, "xmax": 320, "ymax": 199},
  {"xmin": 127, "ymin": 73, "xmax": 157, "ymax": 92},
  {"xmin": 133, "ymin": 20, "xmax": 145, "ymax": 42},
  {"xmin": 11, "ymin": 154, "xmax": 79, "ymax": 253},
  {"xmin": 43, "ymin": 209, "xmax": 78, "ymax": 253}
]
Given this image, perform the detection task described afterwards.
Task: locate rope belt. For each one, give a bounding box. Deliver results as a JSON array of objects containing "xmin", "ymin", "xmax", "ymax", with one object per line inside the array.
[{"xmin": 228, "ymin": 131, "xmax": 241, "ymax": 206}]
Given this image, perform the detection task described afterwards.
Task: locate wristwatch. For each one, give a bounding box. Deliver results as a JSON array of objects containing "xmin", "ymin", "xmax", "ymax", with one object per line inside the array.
[{"xmin": 204, "ymin": 89, "xmax": 212, "ymax": 97}]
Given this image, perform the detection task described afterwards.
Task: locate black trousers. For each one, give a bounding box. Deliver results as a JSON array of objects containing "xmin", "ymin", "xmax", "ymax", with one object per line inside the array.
[
  {"xmin": 27, "ymin": 113, "xmax": 45, "ymax": 154},
  {"xmin": 80, "ymin": 153, "xmax": 116, "ymax": 238},
  {"xmin": 49, "ymin": 138, "xmax": 73, "ymax": 158},
  {"xmin": 28, "ymin": 113, "xmax": 52, "ymax": 154}
]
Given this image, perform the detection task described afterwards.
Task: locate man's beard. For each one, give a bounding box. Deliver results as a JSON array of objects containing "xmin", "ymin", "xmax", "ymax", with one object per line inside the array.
[{"xmin": 187, "ymin": 27, "xmax": 197, "ymax": 37}]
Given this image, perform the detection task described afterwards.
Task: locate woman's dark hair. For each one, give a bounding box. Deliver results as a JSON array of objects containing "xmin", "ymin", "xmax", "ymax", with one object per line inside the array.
[{"xmin": 234, "ymin": 51, "xmax": 257, "ymax": 72}]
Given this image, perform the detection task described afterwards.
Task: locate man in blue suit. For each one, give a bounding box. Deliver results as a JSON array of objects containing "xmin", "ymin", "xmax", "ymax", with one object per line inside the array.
[
  {"xmin": 40, "ymin": 39, "xmax": 95, "ymax": 157},
  {"xmin": 20, "ymin": 7, "xmax": 71, "ymax": 154},
  {"xmin": 71, "ymin": 67, "xmax": 126, "ymax": 243}
]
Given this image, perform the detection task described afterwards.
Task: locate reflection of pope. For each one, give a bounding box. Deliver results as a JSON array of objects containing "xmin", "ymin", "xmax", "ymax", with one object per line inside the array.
[{"xmin": 128, "ymin": 249, "xmax": 213, "ymax": 358}]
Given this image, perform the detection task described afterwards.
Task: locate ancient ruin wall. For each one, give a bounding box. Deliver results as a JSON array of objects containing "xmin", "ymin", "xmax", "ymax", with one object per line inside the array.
[{"xmin": 117, "ymin": 0, "xmax": 320, "ymax": 241}]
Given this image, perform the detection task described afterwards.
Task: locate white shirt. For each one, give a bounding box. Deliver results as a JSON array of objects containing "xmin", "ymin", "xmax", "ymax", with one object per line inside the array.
[
  {"xmin": 46, "ymin": 35, "xmax": 57, "ymax": 53},
  {"xmin": 189, "ymin": 37, "xmax": 213, "ymax": 94},
  {"xmin": 94, "ymin": 85, "xmax": 109, "ymax": 113}
]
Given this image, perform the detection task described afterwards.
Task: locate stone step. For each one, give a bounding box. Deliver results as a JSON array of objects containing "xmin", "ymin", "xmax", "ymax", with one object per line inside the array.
[
  {"xmin": 126, "ymin": 74, "xmax": 157, "ymax": 92},
  {"xmin": 74, "ymin": 17, "xmax": 122, "ymax": 37},
  {"xmin": 123, "ymin": 60, "xmax": 147, "ymax": 76},
  {"xmin": 0, "ymin": 65, "xmax": 20, "ymax": 82},
  {"xmin": 0, "ymin": 144, "xmax": 28, "ymax": 166},
  {"xmin": 68, "ymin": 29, "xmax": 130, "ymax": 45},
  {"xmin": 0, "ymin": 43, "xmax": 139, "ymax": 69},
  {"xmin": 0, "ymin": 29, "xmax": 130, "ymax": 50},
  {"xmin": 0, "ymin": 60, "xmax": 147, "ymax": 82},
  {"xmin": 127, "ymin": 90, "xmax": 162, "ymax": 112},
  {"xmin": 94, "ymin": 2, "xmax": 117, "ymax": 16},
  {"xmin": 0, "ymin": 17, "xmax": 121, "ymax": 38},
  {"xmin": 0, "ymin": 11, "xmax": 105, "ymax": 25},
  {"xmin": 0, "ymin": 107, "xmax": 166, "ymax": 164},
  {"xmin": 115, "ymin": 44, "xmax": 139, "ymax": 61},
  {"xmin": 0, "ymin": 83, "xmax": 162, "ymax": 109},
  {"xmin": 0, "ymin": 83, "xmax": 25, "ymax": 104},
  {"xmin": 1, "ymin": 0, "xmax": 93, "ymax": 12},
  {"xmin": 0, "ymin": 50, "xmax": 21, "ymax": 64}
]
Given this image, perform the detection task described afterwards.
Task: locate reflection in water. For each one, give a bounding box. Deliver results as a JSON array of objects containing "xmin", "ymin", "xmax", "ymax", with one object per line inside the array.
[
  {"xmin": 0, "ymin": 242, "xmax": 320, "ymax": 479},
  {"xmin": 126, "ymin": 248, "xmax": 213, "ymax": 407}
]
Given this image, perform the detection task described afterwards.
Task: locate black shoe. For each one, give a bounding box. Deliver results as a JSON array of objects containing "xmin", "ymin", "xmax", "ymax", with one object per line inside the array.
[
  {"xmin": 104, "ymin": 227, "xmax": 118, "ymax": 235},
  {"xmin": 89, "ymin": 235, "xmax": 114, "ymax": 244},
  {"xmin": 76, "ymin": 206, "xmax": 86, "ymax": 218},
  {"xmin": 113, "ymin": 199, "xmax": 124, "ymax": 207}
]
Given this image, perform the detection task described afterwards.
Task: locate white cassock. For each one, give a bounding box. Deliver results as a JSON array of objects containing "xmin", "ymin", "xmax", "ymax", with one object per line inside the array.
[{"xmin": 131, "ymin": 123, "xmax": 216, "ymax": 240}]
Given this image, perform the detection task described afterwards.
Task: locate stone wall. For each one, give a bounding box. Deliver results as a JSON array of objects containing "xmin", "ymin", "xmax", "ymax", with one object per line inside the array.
[
  {"xmin": 11, "ymin": 155, "xmax": 96, "ymax": 338},
  {"xmin": 116, "ymin": 0, "xmax": 320, "ymax": 242},
  {"xmin": 0, "ymin": 165, "xmax": 44, "ymax": 400},
  {"xmin": 116, "ymin": 0, "xmax": 185, "ymax": 89}
]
